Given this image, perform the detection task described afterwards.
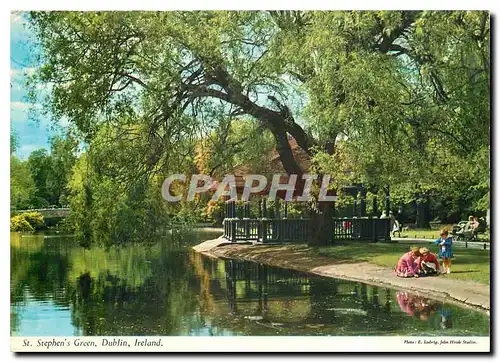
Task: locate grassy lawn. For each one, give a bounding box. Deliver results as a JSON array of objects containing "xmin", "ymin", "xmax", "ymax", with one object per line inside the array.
[
  {"xmin": 398, "ymin": 228, "xmax": 490, "ymax": 242},
  {"xmin": 315, "ymin": 242, "xmax": 490, "ymax": 285}
]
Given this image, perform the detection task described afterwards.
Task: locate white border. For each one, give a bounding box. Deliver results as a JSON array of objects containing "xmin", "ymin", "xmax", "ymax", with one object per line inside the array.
[{"xmin": 10, "ymin": 336, "xmax": 491, "ymax": 353}]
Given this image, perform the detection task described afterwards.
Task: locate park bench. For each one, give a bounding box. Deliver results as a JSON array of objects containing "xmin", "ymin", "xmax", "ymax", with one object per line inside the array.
[{"xmin": 452, "ymin": 220, "xmax": 487, "ymax": 242}]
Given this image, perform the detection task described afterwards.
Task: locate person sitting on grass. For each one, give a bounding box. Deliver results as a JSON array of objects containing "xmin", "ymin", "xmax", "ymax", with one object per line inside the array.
[
  {"xmin": 417, "ymin": 247, "xmax": 441, "ymax": 276},
  {"xmin": 435, "ymin": 228, "xmax": 453, "ymax": 274},
  {"xmin": 395, "ymin": 246, "xmax": 421, "ymax": 278}
]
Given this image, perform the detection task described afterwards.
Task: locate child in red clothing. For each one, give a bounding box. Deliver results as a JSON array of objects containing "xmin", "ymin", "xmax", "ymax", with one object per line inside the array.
[
  {"xmin": 417, "ymin": 247, "xmax": 441, "ymax": 276},
  {"xmin": 395, "ymin": 247, "xmax": 421, "ymax": 277}
]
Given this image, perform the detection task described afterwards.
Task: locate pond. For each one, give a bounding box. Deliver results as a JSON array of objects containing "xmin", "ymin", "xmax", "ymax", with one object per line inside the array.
[{"xmin": 11, "ymin": 230, "xmax": 489, "ymax": 336}]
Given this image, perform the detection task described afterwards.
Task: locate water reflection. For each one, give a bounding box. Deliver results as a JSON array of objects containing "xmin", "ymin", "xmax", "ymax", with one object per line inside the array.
[
  {"xmin": 396, "ymin": 292, "xmax": 440, "ymax": 320},
  {"xmin": 11, "ymin": 232, "xmax": 489, "ymax": 336}
]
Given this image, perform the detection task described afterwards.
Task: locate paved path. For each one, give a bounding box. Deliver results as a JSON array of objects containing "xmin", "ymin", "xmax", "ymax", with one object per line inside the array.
[
  {"xmin": 392, "ymin": 237, "xmax": 490, "ymax": 250},
  {"xmin": 192, "ymin": 237, "xmax": 233, "ymax": 252}
]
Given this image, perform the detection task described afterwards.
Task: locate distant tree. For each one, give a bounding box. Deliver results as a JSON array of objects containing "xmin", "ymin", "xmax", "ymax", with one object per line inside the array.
[
  {"xmin": 10, "ymin": 155, "xmax": 36, "ymax": 210},
  {"xmin": 47, "ymin": 135, "xmax": 78, "ymax": 206},
  {"xmin": 27, "ymin": 149, "xmax": 52, "ymax": 206}
]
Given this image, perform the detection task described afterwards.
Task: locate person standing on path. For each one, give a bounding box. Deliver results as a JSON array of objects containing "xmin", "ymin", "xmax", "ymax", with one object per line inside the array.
[{"xmin": 435, "ymin": 229, "xmax": 453, "ymax": 274}]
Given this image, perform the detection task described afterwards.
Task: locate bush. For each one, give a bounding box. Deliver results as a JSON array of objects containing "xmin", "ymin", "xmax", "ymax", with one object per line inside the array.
[
  {"xmin": 10, "ymin": 215, "xmax": 35, "ymax": 232},
  {"xmin": 21, "ymin": 212, "xmax": 45, "ymax": 230},
  {"xmin": 10, "ymin": 212, "xmax": 45, "ymax": 232}
]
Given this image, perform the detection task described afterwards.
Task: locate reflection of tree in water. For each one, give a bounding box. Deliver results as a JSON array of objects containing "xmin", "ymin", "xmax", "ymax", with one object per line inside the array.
[
  {"xmin": 10, "ymin": 234, "xmax": 74, "ymax": 335},
  {"xmin": 69, "ymin": 248, "xmax": 204, "ymax": 335},
  {"xmin": 11, "ymin": 234, "xmax": 211, "ymax": 336},
  {"xmin": 189, "ymin": 252, "xmax": 216, "ymax": 315},
  {"xmin": 11, "ymin": 234, "xmax": 72, "ymax": 306}
]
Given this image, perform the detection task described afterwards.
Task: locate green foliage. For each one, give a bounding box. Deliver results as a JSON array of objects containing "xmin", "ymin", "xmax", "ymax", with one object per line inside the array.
[
  {"xmin": 47, "ymin": 135, "xmax": 78, "ymax": 206},
  {"xmin": 10, "ymin": 155, "xmax": 36, "ymax": 210},
  {"xmin": 55, "ymin": 216, "xmax": 75, "ymax": 233},
  {"xmin": 10, "ymin": 215, "xmax": 35, "ymax": 232},
  {"xmin": 10, "ymin": 211, "xmax": 45, "ymax": 232},
  {"xmin": 284, "ymin": 200, "xmax": 306, "ymax": 218},
  {"xmin": 27, "ymin": 149, "xmax": 52, "ymax": 205},
  {"xmin": 67, "ymin": 138, "xmax": 177, "ymax": 247},
  {"xmin": 10, "ymin": 131, "xmax": 18, "ymax": 155},
  {"xmin": 203, "ymin": 200, "xmax": 225, "ymax": 226},
  {"xmin": 21, "ymin": 211, "xmax": 45, "ymax": 230},
  {"xmin": 24, "ymin": 136, "xmax": 78, "ymax": 208}
]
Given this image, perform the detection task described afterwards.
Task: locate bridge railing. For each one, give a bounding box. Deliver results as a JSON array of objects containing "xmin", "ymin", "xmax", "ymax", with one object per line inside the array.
[
  {"xmin": 13, "ymin": 208, "xmax": 70, "ymax": 213},
  {"xmin": 12, "ymin": 208, "xmax": 70, "ymax": 218}
]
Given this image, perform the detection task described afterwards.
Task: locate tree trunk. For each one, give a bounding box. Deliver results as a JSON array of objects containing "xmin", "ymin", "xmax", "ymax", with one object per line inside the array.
[
  {"xmin": 308, "ymin": 141, "xmax": 337, "ymax": 246},
  {"xmin": 271, "ymin": 127, "xmax": 304, "ymax": 175},
  {"xmin": 309, "ymin": 202, "xmax": 334, "ymax": 246}
]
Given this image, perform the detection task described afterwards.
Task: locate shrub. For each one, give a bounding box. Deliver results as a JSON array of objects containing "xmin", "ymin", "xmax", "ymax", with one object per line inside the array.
[
  {"xmin": 10, "ymin": 212, "xmax": 45, "ymax": 232},
  {"xmin": 10, "ymin": 215, "xmax": 35, "ymax": 232},
  {"xmin": 21, "ymin": 212, "xmax": 45, "ymax": 230}
]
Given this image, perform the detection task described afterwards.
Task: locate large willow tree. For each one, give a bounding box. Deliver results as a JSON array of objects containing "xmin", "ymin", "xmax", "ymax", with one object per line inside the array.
[{"xmin": 28, "ymin": 10, "xmax": 490, "ymax": 244}]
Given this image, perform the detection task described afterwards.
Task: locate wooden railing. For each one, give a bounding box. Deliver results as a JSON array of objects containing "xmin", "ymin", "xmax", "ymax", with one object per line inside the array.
[
  {"xmin": 223, "ymin": 218, "xmax": 261, "ymax": 242},
  {"xmin": 223, "ymin": 218, "xmax": 310, "ymax": 243},
  {"xmin": 223, "ymin": 217, "xmax": 390, "ymax": 244},
  {"xmin": 331, "ymin": 217, "xmax": 391, "ymax": 242}
]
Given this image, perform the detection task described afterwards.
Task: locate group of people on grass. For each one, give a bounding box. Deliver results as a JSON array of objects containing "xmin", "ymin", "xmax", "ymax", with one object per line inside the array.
[{"xmin": 395, "ymin": 229, "xmax": 453, "ymax": 278}]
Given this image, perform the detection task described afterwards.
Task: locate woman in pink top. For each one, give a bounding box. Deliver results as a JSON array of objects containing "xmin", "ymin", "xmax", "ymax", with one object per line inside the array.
[{"xmin": 395, "ymin": 247, "xmax": 421, "ymax": 278}]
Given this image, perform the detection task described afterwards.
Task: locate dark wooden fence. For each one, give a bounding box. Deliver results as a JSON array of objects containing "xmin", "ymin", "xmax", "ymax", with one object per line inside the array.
[
  {"xmin": 223, "ymin": 218, "xmax": 312, "ymax": 243},
  {"xmin": 223, "ymin": 216, "xmax": 390, "ymax": 244},
  {"xmin": 222, "ymin": 200, "xmax": 390, "ymax": 244},
  {"xmin": 331, "ymin": 218, "xmax": 391, "ymax": 242}
]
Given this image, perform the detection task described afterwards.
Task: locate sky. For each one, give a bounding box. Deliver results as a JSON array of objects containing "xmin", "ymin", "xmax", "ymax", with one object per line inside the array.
[{"xmin": 10, "ymin": 11, "xmax": 66, "ymax": 160}]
